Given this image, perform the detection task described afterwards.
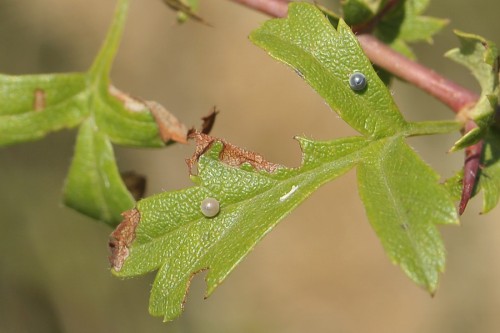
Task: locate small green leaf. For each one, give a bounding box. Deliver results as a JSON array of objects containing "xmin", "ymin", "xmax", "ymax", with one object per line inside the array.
[
  {"xmin": 446, "ymin": 31, "xmax": 499, "ymax": 94},
  {"xmin": 342, "ymin": 0, "xmax": 375, "ymax": 25},
  {"xmin": 64, "ymin": 119, "xmax": 135, "ymax": 226},
  {"xmin": 111, "ymin": 134, "xmax": 368, "ymax": 321},
  {"xmin": 447, "ymin": 31, "xmax": 499, "ymax": 151},
  {"xmin": 250, "ymin": 4, "xmax": 407, "ymax": 138},
  {"xmin": 374, "ymin": 0, "xmax": 448, "ymax": 59}
]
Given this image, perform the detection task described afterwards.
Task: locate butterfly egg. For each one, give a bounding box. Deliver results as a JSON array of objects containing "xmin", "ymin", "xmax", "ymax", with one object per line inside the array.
[
  {"xmin": 200, "ymin": 197, "xmax": 220, "ymax": 217},
  {"xmin": 349, "ymin": 72, "xmax": 367, "ymax": 91}
]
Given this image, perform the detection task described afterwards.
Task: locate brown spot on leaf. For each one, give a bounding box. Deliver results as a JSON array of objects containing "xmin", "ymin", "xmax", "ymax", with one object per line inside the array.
[
  {"xmin": 109, "ymin": 209, "xmax": 141, "ymax": 272},
  {"xmin": 186, "ymin": 131, "xmax": 281, "ymax": 174},
  {"xmin": 121, "ymin": 171, "xmax": 146, "ymax": 201},
  {"xmin": 109, "ymin": 85, "xmax": 188, "ymax": 144},
  {"xmin": 33, "ymin": 88, "xmax": 46, "ymax": 111}
]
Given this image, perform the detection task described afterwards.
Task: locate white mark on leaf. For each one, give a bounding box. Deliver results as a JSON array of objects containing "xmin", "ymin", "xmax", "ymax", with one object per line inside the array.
[{"xmin": 279, "ymin": 185, "xmax": 299, "ymax": 202}]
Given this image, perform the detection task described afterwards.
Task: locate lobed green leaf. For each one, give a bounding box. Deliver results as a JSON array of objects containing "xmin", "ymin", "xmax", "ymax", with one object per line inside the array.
[{"xmin": 111, "ymin": 136, "xmax": 368, "ymax": 321}]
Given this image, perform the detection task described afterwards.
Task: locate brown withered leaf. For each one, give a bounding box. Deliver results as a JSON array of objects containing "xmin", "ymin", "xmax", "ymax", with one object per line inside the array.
[
  {"xmin": 186, "ymin": 131, "xmax": 281, "ymax": 174},
  {"xmin": 146, "ymin": 101, "xmax": 188, "ymax": 144},
  {"xmin": 121, "ymin": 171, "xmax": 147, "ymax": 201},
  {"xmin": 109, "ymin": 85, "xmax": 188, "ymax": 144},
  {"xmin": 108, "ymin": 85, "xmax": 148, "ymax": 112},
  {"xmin": 109, "ymin": 209, "xmax": 141, "ymax": 272},
  {"xmin": 200, "ymin": 107, "xmax": 218, "ymax": 134}
]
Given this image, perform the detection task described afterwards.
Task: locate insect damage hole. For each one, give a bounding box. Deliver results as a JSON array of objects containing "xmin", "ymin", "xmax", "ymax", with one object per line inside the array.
[{"xmin": 200, "ymin": 197, "xmax": 220, "ymax": 217}]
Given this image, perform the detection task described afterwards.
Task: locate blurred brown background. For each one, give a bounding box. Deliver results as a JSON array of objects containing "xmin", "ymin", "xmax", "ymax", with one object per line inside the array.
[{"xmin": 1, "ymin": 0, "xmax": 500, "ymax": 332}]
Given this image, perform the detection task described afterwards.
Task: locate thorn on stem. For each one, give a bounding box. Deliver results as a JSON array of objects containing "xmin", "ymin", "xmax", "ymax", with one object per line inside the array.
[{"xmin": 458, "ymin": 121, "xmax": 483, "ymax": 215}]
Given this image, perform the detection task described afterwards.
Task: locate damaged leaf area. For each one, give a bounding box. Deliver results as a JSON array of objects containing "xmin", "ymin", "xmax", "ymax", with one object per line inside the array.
[
  {"xmin": 0, "ymin": 0, "xmax": 188, "ymax": 226},
  {"xmin": 109, "ymin": 208, "xmax": 141, "ymax": 271},
  {"xmin": 111, "ymin": 3, "xmax": 460, "ymax": 321},
  {"xmin": 186, "ymin": 131, "xmax": 281, "ymax": 173},
  {"xmin": 111, "ymin": 132, "xmax": 367, "ymax": 321}
]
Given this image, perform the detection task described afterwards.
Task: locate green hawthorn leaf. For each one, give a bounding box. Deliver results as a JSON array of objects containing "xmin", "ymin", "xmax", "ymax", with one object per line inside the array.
[
  {"xmin": 357, "ymin": 136, "xmax": 458, "ymax": 292},
  {"xmin": 446, "ymin": 31, "xmax": 499, "ymax": 151},
  {"xmin": 375, "ymin": 0, "xmax": 448, "ymax": 59},
  {"xmin": 110, "ymin": 133, "xmax": 368, "ymax": 321},
  {"xmin": 446, "ymin": 31, "xmax": 499, "ymax": 94},
  {"xmin": 250, "ymin": 3, "xmax": 407, "ymax": 139},
  {"xmin": 342, "ymin": 0, "xmax": 375, "ymax": 25},
  {"xmin": 0, "ymin": 0, "xmax": 188, "ymax": 225},
  {"xmin": 64, "ymin": 119, "xmax": 135, "ymax": 226}
]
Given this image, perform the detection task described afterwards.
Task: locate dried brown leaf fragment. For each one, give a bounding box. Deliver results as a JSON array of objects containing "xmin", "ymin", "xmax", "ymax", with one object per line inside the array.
[
  {"xmin": 109, "ymin": 208, "xmax": 141, "ymax": 272},
  {"xmin": 121, "ymin": 171, "xmax": 147, "ymax": 201},
  {"xmin": 186, "ymin": 131, "xmax": 281, "ymax": 174},
  {"xmin": 146, "ymin": 101, "xmax": 188, "ymax": 144},
  {"xmin": 109, "ymin": 85, "xmax": 188, "ymax": 144},
  {"xmin": 200, "ymin": 107, "xmax": 219, "ymax": 135}
]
